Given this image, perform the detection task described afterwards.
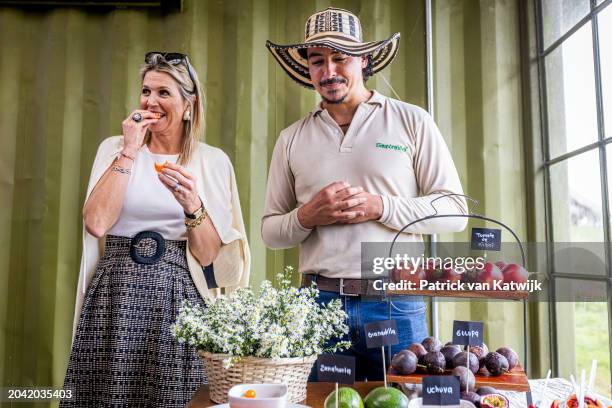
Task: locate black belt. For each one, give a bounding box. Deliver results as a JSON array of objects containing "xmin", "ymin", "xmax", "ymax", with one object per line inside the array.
[
  {"xmin": 130, "ymin": 231, "xmax": 166, "ymax": 265},
  {"xmin": 302, "ymin": 274, "xmax": 382, "ymax": 297}
]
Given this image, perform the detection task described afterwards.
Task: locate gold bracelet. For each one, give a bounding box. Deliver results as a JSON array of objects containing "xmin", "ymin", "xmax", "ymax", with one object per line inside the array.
[{"xmin": 184, "ymin": 209, "xmax": 208, "ymax": 230}]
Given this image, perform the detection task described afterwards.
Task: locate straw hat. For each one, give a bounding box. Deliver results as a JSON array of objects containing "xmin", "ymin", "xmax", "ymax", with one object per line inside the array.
[{"xmin": 266, "ymin": 7, "xmax": 401, "ymax": 89}]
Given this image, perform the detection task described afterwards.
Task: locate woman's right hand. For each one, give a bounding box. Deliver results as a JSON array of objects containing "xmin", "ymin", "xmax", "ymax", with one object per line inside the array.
[{"xmin": 121, "ymin": 110, "xmax": 160, "ymax": 154}]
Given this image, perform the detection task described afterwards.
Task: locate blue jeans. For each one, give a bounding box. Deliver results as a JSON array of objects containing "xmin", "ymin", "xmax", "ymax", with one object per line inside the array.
[{"xmin": 309, "ymin": 290, "xmax": 428, "ymax": 381}]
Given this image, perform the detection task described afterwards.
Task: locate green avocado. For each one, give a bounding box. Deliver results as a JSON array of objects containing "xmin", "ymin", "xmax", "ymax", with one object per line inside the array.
[
  {"xmin": 324, "ymin": 387, "xmax": 364, "ymax": 408},
  {"xmin": 363, "ymin": 386, "xmax": 409, "ymax": 408}
]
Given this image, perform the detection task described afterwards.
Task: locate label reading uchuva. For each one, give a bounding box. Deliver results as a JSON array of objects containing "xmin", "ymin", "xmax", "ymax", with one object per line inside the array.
[{"xmin": 375, "ymin": 142, "xmax": 408, "ymax": 152}]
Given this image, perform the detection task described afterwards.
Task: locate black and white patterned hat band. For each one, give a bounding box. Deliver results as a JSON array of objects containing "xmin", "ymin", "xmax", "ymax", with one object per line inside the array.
[
  {"xmin": 266, "ymin": 7, "xmax": 400, "ymax": 89},
  {"xmin": 305, "ymin": 8, "xmax": 363, "ymax": 42}
]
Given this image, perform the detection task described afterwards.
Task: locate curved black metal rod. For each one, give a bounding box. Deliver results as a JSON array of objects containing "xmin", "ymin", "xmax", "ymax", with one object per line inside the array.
[
  {"xmin": 387, "ymin": 213, "xmax": 526, "ymax": 267},
  {"xmin": 382, "ymin": 196, "xmax": 530, "ymax": 373},
  {"xmin": 429, "ymin": 193, "xmax": 481, "ymax": 216}
]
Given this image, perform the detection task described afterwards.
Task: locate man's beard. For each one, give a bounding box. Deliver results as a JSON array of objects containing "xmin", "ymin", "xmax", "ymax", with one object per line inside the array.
[
  {"xmin": 322, "ymin": 92, "xmax": 348, "ymax": 104},
  {"xmin": 319, "ymin": 77, "xmax": 348, "ymax": 104}
]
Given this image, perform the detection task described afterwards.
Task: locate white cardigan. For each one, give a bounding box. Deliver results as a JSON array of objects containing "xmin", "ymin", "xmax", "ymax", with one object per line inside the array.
[{"xmin": 73, "ymin": 136, "xmax": 251, "ymax": 335}]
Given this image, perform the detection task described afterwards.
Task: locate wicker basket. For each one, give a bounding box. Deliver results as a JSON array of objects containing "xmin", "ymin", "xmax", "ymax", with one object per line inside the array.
[{"xmin": 198, "ymin": 351, "xmax": 317, "ymax": 404}]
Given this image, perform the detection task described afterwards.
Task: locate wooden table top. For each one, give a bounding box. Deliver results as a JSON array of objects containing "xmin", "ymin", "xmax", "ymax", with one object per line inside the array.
[
  {"xmin": 387, "ymin": 363, "xmax": 531, "ymax": 392},
  {"xmin": 188, "ymin": 381, "xmax": 384, "ymax": 407}
]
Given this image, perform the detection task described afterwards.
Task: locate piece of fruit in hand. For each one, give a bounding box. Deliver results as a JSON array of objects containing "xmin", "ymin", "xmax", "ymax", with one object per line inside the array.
[{"xmin": 154, "ymin": 161, "xmax": 168, "ymax": 173}]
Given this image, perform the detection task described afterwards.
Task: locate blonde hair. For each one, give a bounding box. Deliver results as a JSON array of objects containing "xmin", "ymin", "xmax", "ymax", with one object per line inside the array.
[{"xmin": 140, "ymin": 54, "xmax": 205, "ymax": 165}]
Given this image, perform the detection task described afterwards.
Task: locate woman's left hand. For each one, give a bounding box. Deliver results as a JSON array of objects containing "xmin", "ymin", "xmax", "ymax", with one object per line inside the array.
[{"xmin": 158, "ymin": 163, "xmax": 202, "ymax": 214}]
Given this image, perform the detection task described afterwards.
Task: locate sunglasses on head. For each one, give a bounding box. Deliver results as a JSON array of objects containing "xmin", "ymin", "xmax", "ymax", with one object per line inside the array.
[{"xmin": 145, "ymin": 52, "xmax": 196, "ymax": 92}]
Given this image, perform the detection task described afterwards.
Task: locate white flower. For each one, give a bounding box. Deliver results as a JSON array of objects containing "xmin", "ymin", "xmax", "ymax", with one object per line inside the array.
[{"xmin": 172, "ymin": 266, "xmax": 350, "ymax": 360}]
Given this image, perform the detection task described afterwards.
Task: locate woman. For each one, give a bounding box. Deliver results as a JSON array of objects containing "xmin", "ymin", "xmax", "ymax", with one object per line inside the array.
[{"xmin": 61, "ymin": 52, "xmax": 250, "ymax": 407}]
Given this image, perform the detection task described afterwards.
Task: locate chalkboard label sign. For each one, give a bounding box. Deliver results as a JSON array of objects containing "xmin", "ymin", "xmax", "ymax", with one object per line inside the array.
[
  {"xmin": 316, "ymin": 354, "xmax": 356, "ymax": 385},
  {"xmin": 364, "ymin": 320, "xmax": 399, "ymax": 348},
  {"xmin": 470, "ymin": 227, "xmax": 501, "ymax": 251},
  {"xmin": 452, "ymin": 320, "xmax": 484, "ymax": 346},
  {"xmin": 422, "ymin": 375, "xmax": 461, "ymax": 406}
]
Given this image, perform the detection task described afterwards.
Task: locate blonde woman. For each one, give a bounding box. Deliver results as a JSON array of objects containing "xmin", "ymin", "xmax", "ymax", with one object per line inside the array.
[{"xmin": 61, "ymin": 52, "xmax": 250, "ymax": 407}]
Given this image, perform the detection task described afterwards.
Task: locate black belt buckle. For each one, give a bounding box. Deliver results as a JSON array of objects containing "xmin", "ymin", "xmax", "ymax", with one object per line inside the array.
[{"xmin": 130, "ymin": 231, "xmax": 166, "ymax": 265}]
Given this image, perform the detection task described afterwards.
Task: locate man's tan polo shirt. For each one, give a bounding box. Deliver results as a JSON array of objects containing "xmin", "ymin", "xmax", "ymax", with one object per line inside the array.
[{"xmin": 262, "ymin": 91, "xmax": 467, "ymax": 279}]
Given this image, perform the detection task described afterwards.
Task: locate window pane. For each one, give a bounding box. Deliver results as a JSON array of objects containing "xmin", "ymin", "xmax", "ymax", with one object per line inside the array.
[
  {"xmin": 576, "ymin": 302, "xmax": 612, "ymax": 400},
  {"xmin": 542, "ymin": 0, "xmax": 590, "ymax": 49},
  {"xmin": 599, "ymin": 5, "xmax": 612, "ymax": 138},
  {"xmin": 551, "ymin": 242, "xmax": 607, "ymax": 277},
  {"xmin": 556, "ymin": 297, "xmax": 611, "ymax": 399},
  {"xmin": 550, "ymin": 150, "xmax": 604, "ymax": 241},
  {"xmin": 545, "ymin": 23, "xmax": 598, "ymax": 159},
  {"xmin": 608, "ymin": 145, "xmax": 612, "ymax": 230}
]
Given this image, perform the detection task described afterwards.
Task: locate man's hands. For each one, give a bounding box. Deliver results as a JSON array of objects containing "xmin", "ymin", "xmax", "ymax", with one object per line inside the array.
[
  {"xmin": 340, "ymin": 191, "xmax": 384, "ymax": 224},
  {"xmin": 297, "ymin": 181, "xmax": 383, "ymax": 229}
]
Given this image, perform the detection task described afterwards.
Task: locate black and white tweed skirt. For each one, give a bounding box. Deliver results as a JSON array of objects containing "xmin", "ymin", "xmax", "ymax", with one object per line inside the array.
[{"xmin": 61, "ymin": 233, "xmax": 206, "ymax": 407}]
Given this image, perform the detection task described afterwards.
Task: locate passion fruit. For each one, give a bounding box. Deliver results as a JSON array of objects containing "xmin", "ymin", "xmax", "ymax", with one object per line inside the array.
[
  {"xmin": 461, "ymin": 390, "xmax": 481, "ymax": 407},
  {"xmin": 452, "ymin": 365, "xmax": 475, "ymax": 392},
  {"xmin": 476, "ymin": 386, "xmax": 498, "ymax": 396},
  {"xmin": 421, "ymin": 336, "xmax": 442, "ymax": 352},
  {"xmin": 422, "ymin": 351, "xmax": 446, "ymax": 374},
  {"xmin": 441, "ymin": 345, "xmax": 462, "ymax": 367},
  {"xmin": 483, "ymin": 352, "xmax": 509, "ymax": 376},
  {"xmin": 390, "ymin": 350, "xmax": 417, "ymax": 375},
  {"xmin": 469, "ymin": 343, "xmax": 489, "ymax": 369},
  {"xmin": 408, "ymin": 343, "xmax": 427, "ymax": 359},
  {"xmin": 495, "ymin": 347, "xmax": 519, "ymax": 371},
  {"xmin": 452, "ymin": 351, "xmax": 479, "ymax": 374},
  {"xmin": 480, "ymin": 393, "xmax": 509, "ymax": 408}
]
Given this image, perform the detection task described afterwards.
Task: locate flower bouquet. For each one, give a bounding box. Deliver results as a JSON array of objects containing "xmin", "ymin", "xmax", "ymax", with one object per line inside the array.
[{"xmin": 172, "ymin": 266, "xmax": 350, "ymax": 403}]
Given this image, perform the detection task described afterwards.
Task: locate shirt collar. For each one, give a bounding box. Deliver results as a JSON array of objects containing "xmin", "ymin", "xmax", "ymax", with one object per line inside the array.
[{"xmin": 311, "ymin": 90, "xmax": 385, "ymax": 117}]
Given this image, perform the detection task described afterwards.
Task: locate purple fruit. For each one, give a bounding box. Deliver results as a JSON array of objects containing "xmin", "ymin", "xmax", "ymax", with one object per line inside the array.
[
  {"xmin": 452, "ymin": 366, "xmax": 475, "ymax": 392},
  {"xmin": 476, "ymin": 386, "xmax": 498, "ymax": 396},
  {"xmin": 468, "ymin": 343, "xmax": 489, "ymax": 369},
  {"xmin": 409, "ymin": 343, "xmax": 428, "ymax": 359},
  {"xmin": 417, "ymin": 353, "xmax": 428, "ymax": 373},
  {"xmin": 484, "ymin": 352, "xmax": 509, "ymax": 376},
  {"xmin": 421, "ymin": 336, "xmax": 442, "ymax": 352},
  {"xmin": 468, "ymin": 342, "xmax": 489, "ymax": 360},
  {"xmin": 496, "ymin": 347, "xmax": 519, "ymax": 371},
  {"xmin": 422, "ymin": 351, "xmax": 446, "ymax": 374},
  {"xmin": 461, "ymin": 390, "xmax": 481, "ymax": 407},
  {"xmin": 441, "ymin": 345, "xmax": 462, "ymax": 367},
  {"xmin": 391, "ymin": 350, "xmax": 418, "ymax": 375},
  {"xmin": 452, "ymin": 351, "xmax": 479, "ymax": 374}
]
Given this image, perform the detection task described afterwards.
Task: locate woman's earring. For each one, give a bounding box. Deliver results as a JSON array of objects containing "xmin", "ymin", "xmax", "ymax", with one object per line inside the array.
[{"xmin": 183, "ymin": 110, "xmax": 191, "ymax": 121}]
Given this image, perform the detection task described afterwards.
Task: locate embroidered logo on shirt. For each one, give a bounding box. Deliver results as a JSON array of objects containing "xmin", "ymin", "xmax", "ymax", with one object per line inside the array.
[{"xmin": 375, "ymin": 142, "xmax": 408, "ymax": 153}]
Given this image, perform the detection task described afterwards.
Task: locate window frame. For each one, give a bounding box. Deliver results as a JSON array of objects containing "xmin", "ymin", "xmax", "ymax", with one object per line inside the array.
[{"xmin": 534, "ymin": 0, "xmax": 612, "ymax": 379}]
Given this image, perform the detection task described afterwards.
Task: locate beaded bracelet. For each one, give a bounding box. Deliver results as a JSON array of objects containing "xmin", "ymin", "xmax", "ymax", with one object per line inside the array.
[
  {"xmin": 111, "ymin": 164, "xmax": 131, "ymax": 175},
  {"xmin": 184, "ymin": 209, "xmax": 208, "ymax": 230}
]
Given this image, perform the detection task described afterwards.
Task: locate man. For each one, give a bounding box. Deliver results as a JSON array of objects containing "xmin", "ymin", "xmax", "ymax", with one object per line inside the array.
[{"xmin": 263, "ymin": 7, "xmax": 467, "ymax": 380}]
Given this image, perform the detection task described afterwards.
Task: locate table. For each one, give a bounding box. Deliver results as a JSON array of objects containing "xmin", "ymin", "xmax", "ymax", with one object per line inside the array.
[
  {"xmin": 188, "ymin": 378, "xmax": 611, "ymax": 407},
  {"xmin": 188, "ymin": 381, "xmax": 383, "ymax": 407}
]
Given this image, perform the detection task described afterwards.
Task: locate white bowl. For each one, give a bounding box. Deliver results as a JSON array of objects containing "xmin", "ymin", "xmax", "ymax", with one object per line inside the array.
[
  {"xmin": 228, "ymin": 383, "xmax": 288, "ymax": 408},
  {"xmin": 408, "ymin": 398, "xmax": 476, "ymax": 408}
]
